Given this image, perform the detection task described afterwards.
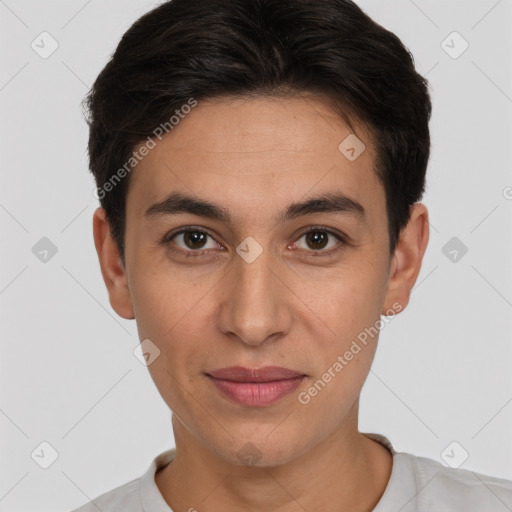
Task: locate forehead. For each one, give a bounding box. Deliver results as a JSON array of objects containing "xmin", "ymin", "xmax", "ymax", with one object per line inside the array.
[{"xmin": 126, "ymin": 95, "xmax": 383, "ymax": 220}]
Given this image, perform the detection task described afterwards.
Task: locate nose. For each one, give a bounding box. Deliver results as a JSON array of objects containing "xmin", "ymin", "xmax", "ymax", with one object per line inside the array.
[{"xmin": 217, "ymin": 246, "xmax": 293, "ymax": 347}]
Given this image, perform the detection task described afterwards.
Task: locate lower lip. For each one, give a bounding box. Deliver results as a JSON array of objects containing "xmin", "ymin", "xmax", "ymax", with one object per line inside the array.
[{"xmin": 207, "ymin": 375, "xmax": 305, "ymax": 406}]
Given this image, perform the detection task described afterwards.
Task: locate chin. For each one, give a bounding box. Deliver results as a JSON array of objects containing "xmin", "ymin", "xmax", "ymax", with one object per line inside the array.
[{"xmin": 215, "ymin": 435, "xmax": 306, "ymax": 468}]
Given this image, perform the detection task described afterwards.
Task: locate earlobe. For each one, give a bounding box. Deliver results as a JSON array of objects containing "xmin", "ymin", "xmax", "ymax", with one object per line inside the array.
[
  {"xmin": 92, "ymin": 207, "xmax": 135, "ymax": 320},
  {"xmin": 382, "ymin": 203, "xmax": 429, "ymax": 315}
]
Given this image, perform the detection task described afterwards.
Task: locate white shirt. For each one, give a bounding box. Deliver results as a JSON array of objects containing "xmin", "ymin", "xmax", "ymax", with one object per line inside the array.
[{"xmin": 71, "ymin": 433, "xmax": 512, "ymax": 511}]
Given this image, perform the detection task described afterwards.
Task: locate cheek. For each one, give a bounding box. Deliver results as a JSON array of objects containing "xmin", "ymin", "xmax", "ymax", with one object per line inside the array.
[
  {"xmin": 305, "ymin": 265, "xmax": 387, "ymax": 404},
  {"xmin": 311, "ymin": 262, "xmax": 386, "ymax": 338},
  {"xmin": 131, "ymin": 284, "xmax": 169, "ymax": 340},
  {"xmin": 130, "ymin": 269, "xmax": 209, "ymax": 368},
  {"xmin": 129, "ymin": 261, "xmax": 196, "ymax": 339},
  {"xmin": 138, "ymin": 302, "xmax": 205, "ymax": 414}
]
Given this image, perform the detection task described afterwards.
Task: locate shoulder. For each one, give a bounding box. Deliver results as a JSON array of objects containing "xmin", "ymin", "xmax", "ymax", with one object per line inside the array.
[
  {"xmin": 70, "ymin": 477, "xmax": 141, "ymax": 512},
  {"xmin": 365, "ymin": 433, "xmax": 512, "ymax": 511},
  {"xmin": 398, "ymin": 452, "xmax": 512, "ymax": 510},
  {"xmin": 69, "ymin": 449, "xmax": 176, "ymax": 512}
]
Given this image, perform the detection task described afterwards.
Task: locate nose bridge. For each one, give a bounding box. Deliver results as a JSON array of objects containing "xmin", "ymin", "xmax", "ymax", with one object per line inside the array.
[{"xmin": 218, "ymin": 245, "xmax": 291, "ymax": 346}]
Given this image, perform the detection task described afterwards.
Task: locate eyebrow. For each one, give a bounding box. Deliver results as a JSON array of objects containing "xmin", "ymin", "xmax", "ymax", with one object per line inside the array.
[{"xmin": 144, "ymin": 191, "xmax": 365, "ymax": 225}]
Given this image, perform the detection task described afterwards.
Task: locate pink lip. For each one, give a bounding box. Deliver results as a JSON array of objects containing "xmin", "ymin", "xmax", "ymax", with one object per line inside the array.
[{"xmin": 206, "ymin": 366, "xmax": 306, "ymax": 407}]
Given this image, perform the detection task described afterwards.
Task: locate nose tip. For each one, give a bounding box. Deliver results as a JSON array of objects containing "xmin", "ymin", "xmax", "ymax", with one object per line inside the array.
[{"xmin": 217, "ymin": 252, "xmax": 292, "ymax": 347}]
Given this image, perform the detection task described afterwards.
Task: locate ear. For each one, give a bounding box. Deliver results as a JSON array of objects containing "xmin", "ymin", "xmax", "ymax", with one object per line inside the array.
[
  {"xmin": 92, "ymin": 207, "xmax": 135, "ymax": 320},
  {"xmin": 382, "ymin": 202, "xmax": 429, "ymax": 315}
]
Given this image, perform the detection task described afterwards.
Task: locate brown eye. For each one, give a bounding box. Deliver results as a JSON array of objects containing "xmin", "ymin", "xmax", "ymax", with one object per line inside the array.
[
  {"xmin": 304, "ymin": 231, "xmax": 329, "ymax": 250},
  {"xmin": 179, "ymin": 231, "xmax": 209, "ymax": 250},
  {"xmin": 293, "ymin": 227, "xmax": 347, "ymax": 256},
  {"xmin": 163, "ymin": 228, "xmax": 221, "ymax": 257}
]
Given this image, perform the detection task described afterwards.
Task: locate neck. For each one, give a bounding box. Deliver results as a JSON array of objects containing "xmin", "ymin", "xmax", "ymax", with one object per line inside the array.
[{"xmin": 155, "ymin": 405, "xmax": 392, "ymax": 512}]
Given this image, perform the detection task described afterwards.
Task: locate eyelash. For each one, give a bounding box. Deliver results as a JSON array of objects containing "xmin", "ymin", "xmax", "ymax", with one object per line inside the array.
[{"xmin": 160, "ymin": 225, "xmax": 348, "ymax": 259}]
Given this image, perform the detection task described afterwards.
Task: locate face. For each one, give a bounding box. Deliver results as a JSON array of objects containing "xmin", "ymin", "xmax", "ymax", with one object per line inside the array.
[{"xmin": 94, "ymin": 94, "xmax": 428, "ymax": 467}]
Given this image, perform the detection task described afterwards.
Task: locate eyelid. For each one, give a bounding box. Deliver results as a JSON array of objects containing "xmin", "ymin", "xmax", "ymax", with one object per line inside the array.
[{"xmin": 294, "ymin": 225, "xmax": 348, "ymax": 244}]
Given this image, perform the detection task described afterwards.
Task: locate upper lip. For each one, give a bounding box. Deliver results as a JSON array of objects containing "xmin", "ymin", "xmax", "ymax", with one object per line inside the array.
[{"xmin": 207, "ymin": 366, "xmax": 305, "ymax": 382}]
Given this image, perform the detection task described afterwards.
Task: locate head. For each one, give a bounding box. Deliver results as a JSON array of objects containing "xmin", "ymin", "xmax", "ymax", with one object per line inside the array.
[{"xmin": 88, "ymin": 0, "xmax": 431, "ymax": 466}]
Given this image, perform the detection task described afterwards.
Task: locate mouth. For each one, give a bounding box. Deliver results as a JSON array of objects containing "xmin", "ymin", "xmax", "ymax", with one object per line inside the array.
[{"xmin": 205, "ymin": 366, "xmax": 306, "ymax": 407}]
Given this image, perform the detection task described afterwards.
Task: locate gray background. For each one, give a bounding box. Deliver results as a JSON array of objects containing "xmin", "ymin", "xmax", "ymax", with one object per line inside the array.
[{"xmin": 0, "ymin": 0, "xmax": 511, "ymax": 510}]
